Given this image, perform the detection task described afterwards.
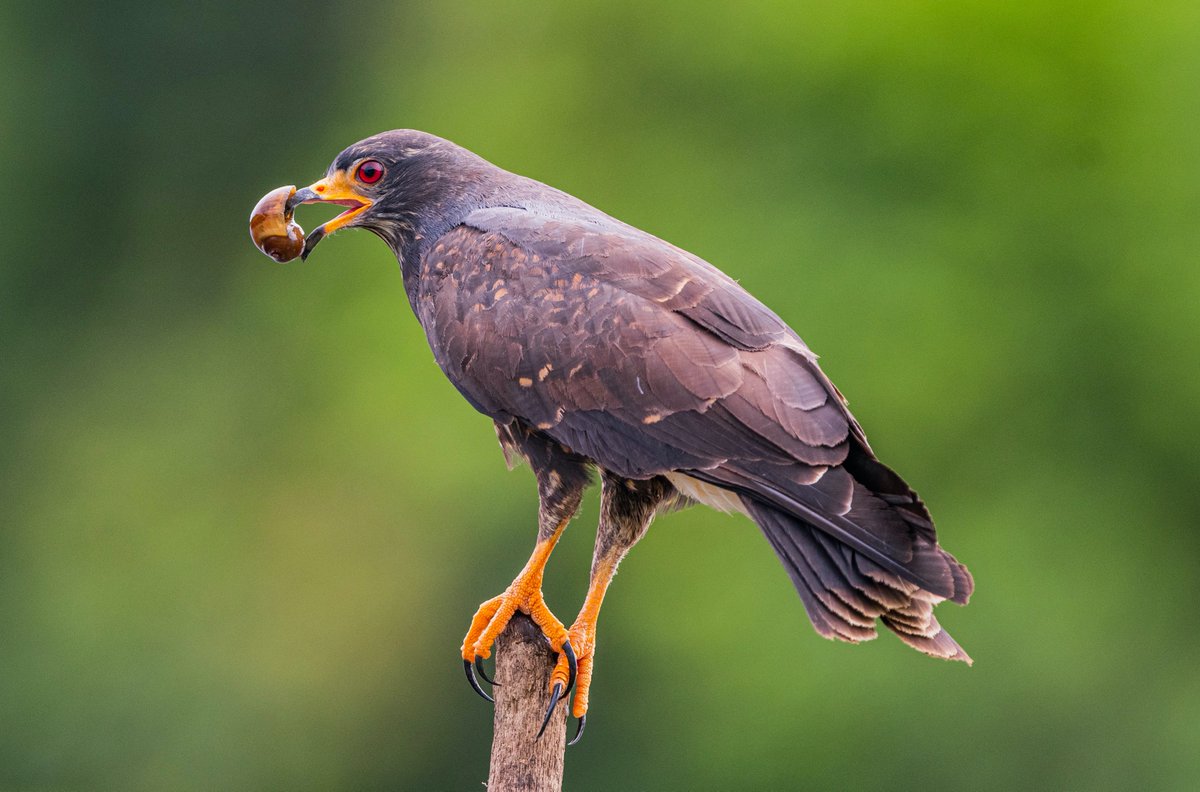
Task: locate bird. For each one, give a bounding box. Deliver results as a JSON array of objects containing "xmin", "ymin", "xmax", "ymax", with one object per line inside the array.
[{"xmin": 267, "ymin": 129, "xmax": 974, "ymax": 744}]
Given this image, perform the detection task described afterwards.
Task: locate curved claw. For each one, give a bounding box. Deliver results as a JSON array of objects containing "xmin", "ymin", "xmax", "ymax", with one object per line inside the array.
[
  {"xmin": 567, "ymin": 713, "xmax": 587, "ymax": 746},
  {"xmin": 474, "ymin": 655, "xmax": 499, "ymax": 687},
  {"xmin": 464, "ymin": 658, "xmax": 494, "ymax": 703},
  {"xmin": 562, "ymin": 640, "xmax": 577, "ymax": 695},
  {"xmin": 537, "ymin": 682, "xmax": 564, "ymax": 739}
]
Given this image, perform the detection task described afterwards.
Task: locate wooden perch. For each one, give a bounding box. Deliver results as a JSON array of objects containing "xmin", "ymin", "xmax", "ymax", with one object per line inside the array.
[{"xmin": 487, "ymin": 613, "xmax": 568, "ymax": 792}]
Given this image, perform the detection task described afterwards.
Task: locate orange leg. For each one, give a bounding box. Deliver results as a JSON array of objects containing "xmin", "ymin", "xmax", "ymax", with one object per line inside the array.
[
  {"xmin": 462, "ymin": 517, "xmax": 572, "ymax": 667},
  {"xmin": 550, "ymin": 555, "xmax": 618, "ymax": 724},
  {"xmin": 548, "ymin": 473, "xmax": 673, "ymax": 743},
  {"xmin": 466, "ymin": 423, "xmax": 596, "ymax": 733}
]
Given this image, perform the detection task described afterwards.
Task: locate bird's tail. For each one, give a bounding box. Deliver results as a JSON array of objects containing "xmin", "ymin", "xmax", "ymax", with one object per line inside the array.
[{"xmin": 744, "ymin": 498, "xmax": 972, "ymax": 664}]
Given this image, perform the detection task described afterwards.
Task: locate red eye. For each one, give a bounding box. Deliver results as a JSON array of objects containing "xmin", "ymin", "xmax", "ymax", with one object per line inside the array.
[{"xmin": 356, "ymin": 159, "xmax": 384, "ymax": 184}]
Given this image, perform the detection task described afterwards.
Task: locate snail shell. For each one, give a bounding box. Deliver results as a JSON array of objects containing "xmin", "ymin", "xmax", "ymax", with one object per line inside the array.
[{"xmin": 249, "ymin": 185, "xmax": 306, "ymax": 262}]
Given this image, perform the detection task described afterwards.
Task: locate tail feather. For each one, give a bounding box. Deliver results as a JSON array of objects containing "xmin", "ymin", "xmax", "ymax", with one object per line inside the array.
[
  {"xmin": 692, "ymin": 465, "xmax": 973, "ymax": 604},
  {"xmin": 745, "ymin": 496, "xmax": 972, "ymax": 663},
  {"xmin": 885, "ymin": 613, "xmax": 972, "ymax": 663},
  {"xmin": 759, "ymin": 521, "xmax": 878, "ymax": 641},
  {"xmin": 758, "ymin": 526, "xmax": 847, "ymax": 640},
  {"xmin": 799, "ymin": 527, "xmax": 888, "ymax": 625}
]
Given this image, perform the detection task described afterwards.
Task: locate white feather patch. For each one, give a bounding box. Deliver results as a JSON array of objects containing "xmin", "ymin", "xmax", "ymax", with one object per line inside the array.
[{"xmin": 665, "ymin": 472, "xmax": 750, "ymax": 516}]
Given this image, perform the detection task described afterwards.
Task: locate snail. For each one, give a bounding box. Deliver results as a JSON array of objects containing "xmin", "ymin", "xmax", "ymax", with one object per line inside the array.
[{"xmin": 249, "ymin": 185, "xmax": 306, "ymax": 262}]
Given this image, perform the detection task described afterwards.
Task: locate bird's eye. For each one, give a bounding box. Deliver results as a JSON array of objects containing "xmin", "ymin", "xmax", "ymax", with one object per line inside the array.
[{"xmin": 356, "ymin": 160, "xmax": 384, "ymax": 184}]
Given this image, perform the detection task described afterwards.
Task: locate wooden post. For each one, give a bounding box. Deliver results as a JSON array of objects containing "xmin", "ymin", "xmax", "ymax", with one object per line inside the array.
[{"xmin": 486, "ymin": 613, "xmax": 569, "ymax": 791}]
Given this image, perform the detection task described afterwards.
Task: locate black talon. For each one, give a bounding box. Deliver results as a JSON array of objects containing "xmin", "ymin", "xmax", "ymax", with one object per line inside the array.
[
  {"xmin": 537, "ymin": 682, "xmax": 564, "ymax": 739},
  {"xmin": 464, "ymin": 658, "xmax": 494, "ymax": 703},
  {"xmin": 568, "ymin": 713, "xmax": 587, "ymax": 746},
  {"xmin": 474, "ymin": 655, "xmax": 499, "ymax": 687},
  {"xmin": 562, "ymin": 640, "xmax": 577, "ymax": 695}
]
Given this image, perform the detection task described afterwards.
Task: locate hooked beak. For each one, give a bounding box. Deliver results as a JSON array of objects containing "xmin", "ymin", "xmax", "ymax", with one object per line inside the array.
[{"xmin": 287, "ymin": 171, "xmax": 373, "ymax": 260}]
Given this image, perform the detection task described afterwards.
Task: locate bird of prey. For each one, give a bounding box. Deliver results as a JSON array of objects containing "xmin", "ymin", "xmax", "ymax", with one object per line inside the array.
[{"xmin": 262, "ymin": 129, "xmax": 973, "ymax": 744}]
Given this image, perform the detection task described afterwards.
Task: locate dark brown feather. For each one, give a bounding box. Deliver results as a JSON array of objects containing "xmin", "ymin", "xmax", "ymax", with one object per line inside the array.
[{"xmin": 409, "ymin": 204, "xmax": 972, "ymax": 658}]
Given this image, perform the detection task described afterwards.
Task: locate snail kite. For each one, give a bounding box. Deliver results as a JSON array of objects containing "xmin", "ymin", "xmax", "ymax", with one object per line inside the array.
[{"xmin": 259, "ymin": 129, "xmax": 973, "ymax": 743}]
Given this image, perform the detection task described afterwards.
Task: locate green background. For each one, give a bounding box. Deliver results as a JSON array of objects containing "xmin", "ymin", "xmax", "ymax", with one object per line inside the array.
[{"xmin": 3, "ymin": 1, "xmax": 1198, "ymax": 789}]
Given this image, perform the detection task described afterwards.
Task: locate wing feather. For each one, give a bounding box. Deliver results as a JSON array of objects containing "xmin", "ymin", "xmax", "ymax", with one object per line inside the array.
[{"xmin": 415, "ymin": 209, "xmax": 973, "ymax": 653}]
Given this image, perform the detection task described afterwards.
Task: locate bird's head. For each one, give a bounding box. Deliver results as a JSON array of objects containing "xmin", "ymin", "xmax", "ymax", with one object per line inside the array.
[{"xmin": 286, "ymin": 129, "xmax": 489, "ymax": 260}]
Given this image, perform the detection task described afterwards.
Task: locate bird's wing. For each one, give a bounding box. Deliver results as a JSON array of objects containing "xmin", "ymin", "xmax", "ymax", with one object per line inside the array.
[{"xmin": 414, "ymin": 208, "xmax": 971, "ymax": 606}]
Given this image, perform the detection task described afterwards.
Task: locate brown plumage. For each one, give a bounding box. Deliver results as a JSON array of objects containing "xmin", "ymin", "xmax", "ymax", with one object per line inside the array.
[{"xmin": 270, "ymin": 129, "xmax": 974, "ymax": 735}]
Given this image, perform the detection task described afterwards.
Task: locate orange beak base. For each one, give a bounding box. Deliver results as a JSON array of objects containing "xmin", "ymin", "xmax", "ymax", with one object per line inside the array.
[{"xmin": 288, "ymin": 171, "xmax": 374, "ymax": 260}]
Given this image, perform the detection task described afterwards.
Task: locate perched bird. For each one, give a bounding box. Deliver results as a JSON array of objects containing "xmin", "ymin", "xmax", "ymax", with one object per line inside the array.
[{"xmin": 272, "ymin": 129, "xmax": 973, "ymax": 743}]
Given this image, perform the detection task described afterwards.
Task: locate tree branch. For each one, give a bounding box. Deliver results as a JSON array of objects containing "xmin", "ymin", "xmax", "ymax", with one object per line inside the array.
[{"xmin": 486, "ymin": 613, "xmax": 568, "ymax": 792}]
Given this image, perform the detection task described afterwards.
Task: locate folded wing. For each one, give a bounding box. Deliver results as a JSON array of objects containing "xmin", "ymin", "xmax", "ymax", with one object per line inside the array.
[{"xmin": 413, "ymin": 207, "xmax": 972, "ymax": 658}]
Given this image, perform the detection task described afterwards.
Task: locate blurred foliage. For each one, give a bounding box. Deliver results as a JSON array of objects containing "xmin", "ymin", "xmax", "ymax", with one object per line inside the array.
[{"xmin": 3, "ymin": 0, "xmax": 1199, "ymax": 789}]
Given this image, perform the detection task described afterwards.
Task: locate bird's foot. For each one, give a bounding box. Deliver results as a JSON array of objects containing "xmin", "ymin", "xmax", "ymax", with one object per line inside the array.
[
  {"xmin": 551, "ymin": 621, "xmax": 596, "ymax": 745},
  {"xmin": 461, "ymin": 582, "xmax": 576, "ymax": 720}
]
